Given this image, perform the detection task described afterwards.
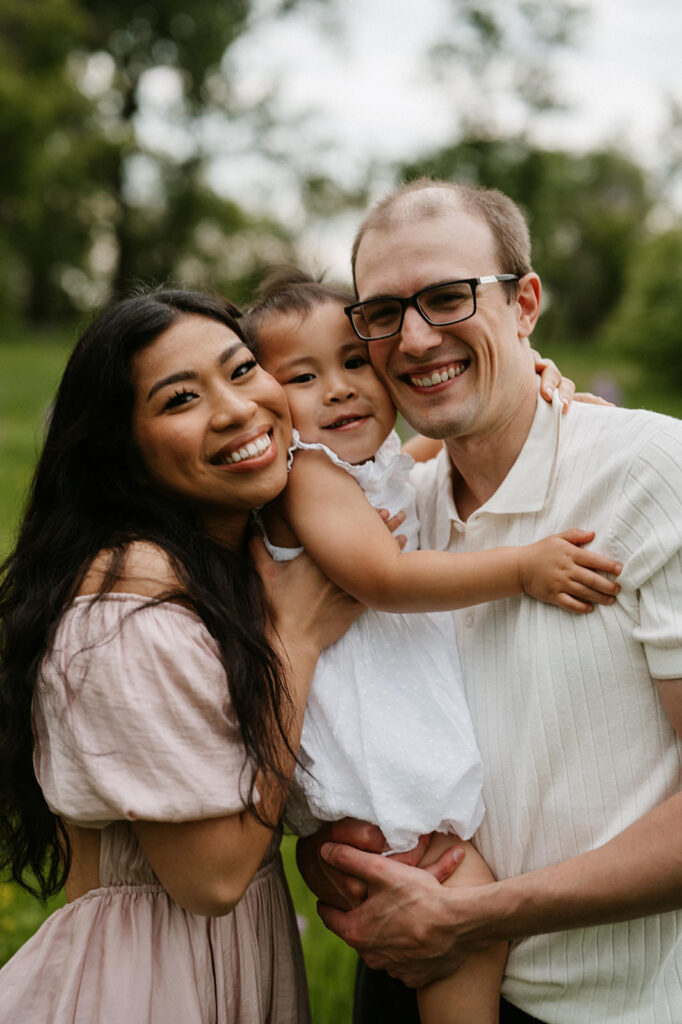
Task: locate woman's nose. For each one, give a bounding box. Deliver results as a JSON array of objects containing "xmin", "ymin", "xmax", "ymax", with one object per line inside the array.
[{"xmin": 209, "ymin": 390, "xmax": 258, "ymax": 430}]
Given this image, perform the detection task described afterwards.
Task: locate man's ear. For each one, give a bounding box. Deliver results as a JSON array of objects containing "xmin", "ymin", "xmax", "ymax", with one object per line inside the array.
[{"xmin": 516, "ymin": 273, "xmax": 541, "ymax": 340}]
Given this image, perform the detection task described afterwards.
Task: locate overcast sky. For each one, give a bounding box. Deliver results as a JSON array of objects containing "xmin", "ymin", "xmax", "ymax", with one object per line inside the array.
[{"xmin": 182, "ymin": 0, "xmax": 682, "ymax": 275}]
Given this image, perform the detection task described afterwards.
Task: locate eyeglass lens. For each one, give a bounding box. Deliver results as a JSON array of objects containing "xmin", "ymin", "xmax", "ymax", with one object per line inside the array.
[{"xmin": 352, "ymin": 281, "xmax": 475, "ymax": 339}]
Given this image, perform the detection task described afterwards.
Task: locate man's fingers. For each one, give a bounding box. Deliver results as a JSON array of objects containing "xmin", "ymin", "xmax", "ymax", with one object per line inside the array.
[
  {"xmin": 422, "ymin": 843, "xmax": 465, "ymax": 884},
  {"xmin": 317, "ymin": 901, "xmax": 354, "ymax": 942},
  {"xmin": 321, "ymin": 841, "xmax": 387, "ymax": 882}
]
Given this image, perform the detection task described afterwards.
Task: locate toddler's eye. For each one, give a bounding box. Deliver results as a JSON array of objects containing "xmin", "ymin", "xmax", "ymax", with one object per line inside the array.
[
  {"xmin": 165, "ymin": 388, "xmax": 198, "ymax": 410},
  {"xmin": 232, "ymin": 358, "xmax": 257, "ymax": 379},
  {"xmin": 345, "ymin": 355, "xmax": 367, "ymax": 369},
  {"xmin": 288, "ymin": 372, "xmax": 315, "ymax": 384}
]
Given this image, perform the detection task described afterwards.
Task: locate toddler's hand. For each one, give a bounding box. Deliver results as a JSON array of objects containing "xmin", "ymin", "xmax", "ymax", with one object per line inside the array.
[
  {"xmin": 377, "ymin": 507, "xmax": 407, "ymax": 550},
  {"xmin": 520, "ymin": 529, "xmax": 622, "ymax": 613}
]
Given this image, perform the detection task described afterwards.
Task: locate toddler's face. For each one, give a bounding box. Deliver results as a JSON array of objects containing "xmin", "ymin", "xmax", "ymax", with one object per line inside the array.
[{"xmin": 256, "ymin": 300, "xmax": 396, "ymax": 465}]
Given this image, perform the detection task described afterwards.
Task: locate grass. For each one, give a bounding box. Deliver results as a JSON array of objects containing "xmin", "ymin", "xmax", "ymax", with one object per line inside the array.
[{"xmin": 0, "ymin": 328, "xmax": 680, "ymax": 1020}]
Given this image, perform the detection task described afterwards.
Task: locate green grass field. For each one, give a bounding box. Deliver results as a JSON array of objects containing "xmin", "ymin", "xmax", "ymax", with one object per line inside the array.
[{"xmin": 1, "ymin": 329, "xmax": 680, "ymax": 1020}]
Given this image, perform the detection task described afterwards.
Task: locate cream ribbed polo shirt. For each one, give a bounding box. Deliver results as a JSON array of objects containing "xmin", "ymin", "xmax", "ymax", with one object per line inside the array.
[{"xmin": 411, "ymin": 395, "xmax": 682, "ymax": 1023}]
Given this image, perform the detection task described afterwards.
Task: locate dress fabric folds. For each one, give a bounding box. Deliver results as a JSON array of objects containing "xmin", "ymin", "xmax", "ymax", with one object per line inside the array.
[{"xmin": 0, "ymin": 595, "xmax": 310, "ymax": 1023}]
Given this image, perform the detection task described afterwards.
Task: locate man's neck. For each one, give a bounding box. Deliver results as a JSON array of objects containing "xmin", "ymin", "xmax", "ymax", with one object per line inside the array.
[{"xmin": 444, "ymin": 385, "xmax": 539, "ymax": 521}]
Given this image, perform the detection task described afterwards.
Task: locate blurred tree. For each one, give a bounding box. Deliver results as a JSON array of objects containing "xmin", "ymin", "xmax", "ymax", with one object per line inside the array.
[
  {"xmin": 0, "ymin": 0, "xmax": 116, "ymax": 323},
  {"xmin": 0, "ymin": 0, "xmax": 305, "ymax": 324},
  {"xmin": 430, "ymin": 0, "xmax": 587, "ymax": 125},
  {"xmin": 605, "ymin": 226, "xmax": 682, "ymax": 388},
  {"xmin": 400, "ymin": 137, "xmax": 653, "ymax": 343}
]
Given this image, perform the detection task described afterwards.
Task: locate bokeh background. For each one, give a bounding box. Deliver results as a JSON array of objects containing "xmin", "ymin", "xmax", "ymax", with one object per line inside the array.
[{"xmin": 1, "ymin": 1, "xmax": 681, "ymax": 1019}]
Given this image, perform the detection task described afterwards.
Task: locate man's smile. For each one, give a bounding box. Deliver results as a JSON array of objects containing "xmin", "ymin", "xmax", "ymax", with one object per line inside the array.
[{"xmin": 406, "ymin": 360, "xmax": 470, "ymax": 389}]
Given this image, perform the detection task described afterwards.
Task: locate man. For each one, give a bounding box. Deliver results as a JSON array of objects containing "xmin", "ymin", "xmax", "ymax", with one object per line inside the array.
[{"xmin": 297, "ymin": 178, "xmax": 682, "ymax": 1023}]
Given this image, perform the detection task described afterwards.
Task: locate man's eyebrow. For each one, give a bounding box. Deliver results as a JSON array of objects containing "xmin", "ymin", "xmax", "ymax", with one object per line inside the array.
[{"xmin": 146, "ymin": 342, "xmax": 244, "ymax": 400}]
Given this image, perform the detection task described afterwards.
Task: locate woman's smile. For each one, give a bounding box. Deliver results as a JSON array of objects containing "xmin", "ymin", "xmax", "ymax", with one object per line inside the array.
[{"xmin": 131, "ymin": 313, "xmax": 291, "ymax": 539}]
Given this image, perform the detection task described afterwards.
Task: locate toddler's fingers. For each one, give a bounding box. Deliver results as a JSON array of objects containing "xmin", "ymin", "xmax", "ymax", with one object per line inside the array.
[
  {"xmin": 572, "ymin": 567, "xmax": 620, "ymax": 595},
  {"xmin": 377, "ymin": 507, "xmax": 406, "ymax": 535},
  {"xmin": 565, "ymin": 581, "xmax": 616, "ymax": 606},
  {"xmin": 557, "ymin": 593, "xmax": 594, "ymax": 614},
  {"xmin": 557, "ymin": 528, "xmax": 595, "ymax": 546},
  {"xmin": 574, "ymin": 549, "xmax": 622, "ymax": 576}
]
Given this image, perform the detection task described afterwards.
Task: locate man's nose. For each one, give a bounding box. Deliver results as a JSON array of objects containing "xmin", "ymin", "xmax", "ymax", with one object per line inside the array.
[{"xmin": 397, "ymin": 305, "xmax": 442, "ymax": 357}]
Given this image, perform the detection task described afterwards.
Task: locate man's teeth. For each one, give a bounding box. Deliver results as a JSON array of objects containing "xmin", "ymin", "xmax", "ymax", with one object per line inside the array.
[
  {"xmin": 221, "ymin": 433, "xmax": 271, "ymax": 464},
  {"xmin": 409, "ymin": 363, "xmax": 467, "ymax": 388}
]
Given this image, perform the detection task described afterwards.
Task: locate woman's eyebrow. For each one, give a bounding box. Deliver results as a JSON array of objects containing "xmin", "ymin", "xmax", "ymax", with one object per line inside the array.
[
  {"xmin": 146, "ymin": 342, "xmax": 245, "ymax": 400},
  {"xmin": 147, "ymin": 370, "xmax": 196, "ymax": 401}
]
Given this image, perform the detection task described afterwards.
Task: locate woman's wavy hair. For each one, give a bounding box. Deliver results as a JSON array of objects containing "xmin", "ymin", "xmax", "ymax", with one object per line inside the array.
[{"xmin": 0, "ymin": 288, "xmax": 293, "ymax": 900}]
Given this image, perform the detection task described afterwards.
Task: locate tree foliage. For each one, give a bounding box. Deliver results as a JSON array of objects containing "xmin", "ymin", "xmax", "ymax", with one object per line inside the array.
[
  {"xmin": 605, "ymin": 227, "xmax": 682, "ymax": 387},
  {"xmin": 429, "ymin": 0, "xmax": 587, "ymax": 123},
  {"xmin": 0, "ymin": 0, "xmax": 300, "ymax": 324}
]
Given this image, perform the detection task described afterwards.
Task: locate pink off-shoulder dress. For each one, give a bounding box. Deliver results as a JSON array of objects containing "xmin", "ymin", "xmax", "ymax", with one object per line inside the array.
[{"xmin": 0, "ymin": 594, "xmax": 310, "ymax": 1024}]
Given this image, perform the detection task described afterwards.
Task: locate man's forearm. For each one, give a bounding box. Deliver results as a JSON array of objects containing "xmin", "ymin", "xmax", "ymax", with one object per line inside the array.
[
  {"xmin": 469, "ymin": 790, "xmax": 682, "ymax": 945},
  {"xmin": 319, "ymin": 790, "xmax": 682, "ymax": 987}
]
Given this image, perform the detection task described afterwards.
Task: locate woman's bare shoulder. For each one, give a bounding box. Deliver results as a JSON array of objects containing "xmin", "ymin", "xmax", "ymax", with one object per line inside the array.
[{"xmin": 78, "ymin": 541, "xmax": 182, "ymax": 598}]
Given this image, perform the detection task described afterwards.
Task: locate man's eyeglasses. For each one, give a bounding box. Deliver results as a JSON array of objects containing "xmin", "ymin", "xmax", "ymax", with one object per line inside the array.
[{"xmin": 344, "ymin": 275, "xmax": 521, "ymax": 342}]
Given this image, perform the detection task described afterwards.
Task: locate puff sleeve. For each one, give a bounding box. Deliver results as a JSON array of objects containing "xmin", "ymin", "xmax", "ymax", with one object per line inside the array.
[{"xmin": 33, "ymin": 595, "xmax": 255, "ymax": 827}]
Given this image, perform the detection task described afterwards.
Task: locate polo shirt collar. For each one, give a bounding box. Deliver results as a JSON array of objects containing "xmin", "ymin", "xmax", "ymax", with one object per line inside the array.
[{"xmin": 439, "ymin": 389, "xmax": 563, "ymax": 536}]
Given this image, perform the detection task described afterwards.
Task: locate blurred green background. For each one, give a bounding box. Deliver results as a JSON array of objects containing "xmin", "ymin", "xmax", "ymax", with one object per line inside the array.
[{"xmin": 1, "ymin": 0, "xmax": 681, "ymax": 1020}]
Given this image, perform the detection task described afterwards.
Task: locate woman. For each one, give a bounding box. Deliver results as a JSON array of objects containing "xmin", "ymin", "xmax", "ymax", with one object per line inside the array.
[{"xmin": 0, "ymin": 289, "xmax": 359, "ymax": 1022}]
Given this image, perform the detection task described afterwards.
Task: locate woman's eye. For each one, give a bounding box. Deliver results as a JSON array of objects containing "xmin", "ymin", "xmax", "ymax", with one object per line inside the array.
[
  {"xmin": 164, "ymin": 388, "xmax": 197, "ymax": 410},
  {"xmin": 232, "ymin": 358, "xmax": 257, "ymax": 380},
  {"xmin": 288, "ymin": 372, "xmax": 315, "ymax": 384}
]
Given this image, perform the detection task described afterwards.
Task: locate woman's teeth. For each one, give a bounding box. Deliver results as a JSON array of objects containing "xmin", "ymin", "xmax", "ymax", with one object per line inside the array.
[
  {"xmin": 409, "ymin": 363, "xmax": 467, "ymax": 388},
  {"xmin": 221, "ymin": 433, "xmax": 272, "ymax": 464}
]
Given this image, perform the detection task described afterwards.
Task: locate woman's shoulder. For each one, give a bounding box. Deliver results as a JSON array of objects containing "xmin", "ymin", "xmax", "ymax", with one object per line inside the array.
[{"xmin": 78, "ymin": 541, "xmax": 183, "ymax": 599}]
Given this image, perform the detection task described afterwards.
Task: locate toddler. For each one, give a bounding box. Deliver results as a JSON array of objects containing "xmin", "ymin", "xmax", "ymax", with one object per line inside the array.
[{"xmin": 246, "ymin": 271, "xmax": 621, "ymax": 1024}]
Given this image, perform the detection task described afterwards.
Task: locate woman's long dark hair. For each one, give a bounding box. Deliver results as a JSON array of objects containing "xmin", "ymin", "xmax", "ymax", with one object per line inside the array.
[{"xmin": 0, "ymin": 289, "xmax": 293, "ymax": 901}]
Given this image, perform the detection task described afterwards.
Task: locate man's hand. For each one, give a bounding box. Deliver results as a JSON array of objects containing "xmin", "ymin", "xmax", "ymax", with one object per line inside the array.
[
  {"xmin": 296, "ymin": 819, "xmax": 436, "ymax": 910},
  {"xmin": 296, "ymin": 819, "xmax": 387, "ymax": 910},
  {"xmin": 316, "ymin": 841, "xmax": 468, "ymax": 988}
]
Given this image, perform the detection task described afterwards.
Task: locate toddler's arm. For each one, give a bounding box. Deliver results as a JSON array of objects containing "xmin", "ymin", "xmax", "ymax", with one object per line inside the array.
[{"xmin": 282, "ymin": 451, "xmax": 621, "ymax": 614}]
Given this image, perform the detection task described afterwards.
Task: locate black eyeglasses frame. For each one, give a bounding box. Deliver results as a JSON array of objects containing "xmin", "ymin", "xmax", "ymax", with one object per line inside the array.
[{"xmin": 344, "ymin": 274, "xmax": 521, "ymax": 342}]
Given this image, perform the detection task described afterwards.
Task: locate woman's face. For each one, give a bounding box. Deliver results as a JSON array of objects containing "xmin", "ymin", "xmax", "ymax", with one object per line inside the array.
[{"xmin": 131, "ymin": 313, "xmax": 292, "ymax": 546}]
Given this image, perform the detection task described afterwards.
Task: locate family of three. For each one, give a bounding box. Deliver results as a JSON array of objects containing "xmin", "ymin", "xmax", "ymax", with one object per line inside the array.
[{"xmin": 0, "ymin": 178, "xmax": 681, "ymax": 1023}]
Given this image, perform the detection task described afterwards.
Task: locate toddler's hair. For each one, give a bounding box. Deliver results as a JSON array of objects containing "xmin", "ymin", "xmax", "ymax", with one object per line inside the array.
[{"xmin": 244, "ymin": 267, "xmax": 353, "ymax": 356}]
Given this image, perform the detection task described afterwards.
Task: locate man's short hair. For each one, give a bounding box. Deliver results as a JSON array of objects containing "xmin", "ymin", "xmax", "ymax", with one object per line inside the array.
[{"xmin": 351, "ymin": 177, "xmax": 533, "ymax": 293}]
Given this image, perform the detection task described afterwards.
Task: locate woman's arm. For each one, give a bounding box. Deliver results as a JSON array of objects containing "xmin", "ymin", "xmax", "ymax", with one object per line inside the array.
[
  {"xmin": 98, "ymin": 540, "xmax": 361, "ymax": 918},
  {"xmin": 282, "ymin": 451, "xmax": 621, "ymax": 614}
]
